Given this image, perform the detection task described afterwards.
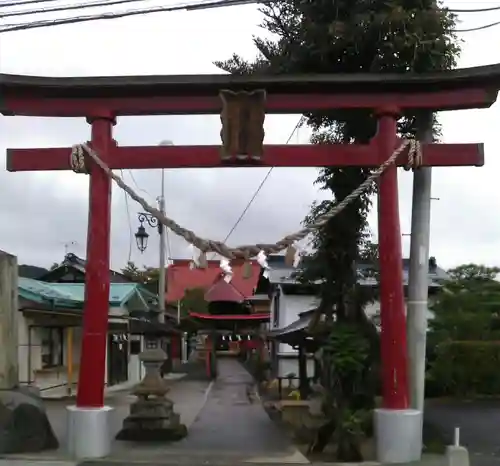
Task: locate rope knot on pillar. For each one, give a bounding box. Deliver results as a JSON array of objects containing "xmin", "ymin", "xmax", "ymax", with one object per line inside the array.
[
  {"xmin": 70, "ymin": 144, "xmax": 91, "ymax": 174},
  {"xmin": 403, "ymin": 139, "xmax": 423, "ymax": 171}
]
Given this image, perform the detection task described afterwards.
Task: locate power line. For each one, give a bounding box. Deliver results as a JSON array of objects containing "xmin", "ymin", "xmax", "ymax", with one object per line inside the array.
[
  {"xmin": 0, "ymin": 0, "xmax": 62, "ymax": 8},
  {"xmin": 215, "ymin": 116, "xmax": 305, "ymax": 254},
  {"xmin": 0, "ymin": 0, "xmax": 260, "ymax": 32},
  {"xmin": 448, "ymin": 5, "xmax": 500, "ymax": 13},
  {"xmin": 2, "ymin": 0, "xmax": 499, "ymax": 34},
  {"xmin": 455, "ymin": 20, "xmax": 500, "ymax": 32},
  {"xmin": 120, "ymin": 169, "xmax": 134, "ymax": 262},
  {"xmin": 159, "ymin": 168, "xmax": 173, "ymax": 266},
  {"xmin": 1, "ymin": 0, "xmax": 152, "ymax": 18},
  {"xmin": 128, "ymin": 169, "xmax": 154, "ymax": 202},
  {"xmin": 1, "ymin": 0, "xmax": 498, "ymax": 34}
]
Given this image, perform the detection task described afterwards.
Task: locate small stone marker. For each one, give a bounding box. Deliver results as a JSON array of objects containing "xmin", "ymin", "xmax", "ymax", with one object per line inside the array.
[{"xmin": 446, "ymin": 427, "xmax": 469, "ymax": 466}]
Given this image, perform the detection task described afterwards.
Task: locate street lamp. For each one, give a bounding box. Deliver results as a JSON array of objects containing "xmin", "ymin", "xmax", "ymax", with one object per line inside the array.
[
  {"xmin": 132, "ymin": 142, "xmax": 171, "ymax": 366},
  {"xmin": 135, "ymin": 225, "xmax": 149, "ymax": 253},
  {"xmin": 116, "ymin": 139, "xmax": 187, "ymax": 443},
  {"xmin": 135, "ymin": 213, "xmax": 161, "ymax": 253}
]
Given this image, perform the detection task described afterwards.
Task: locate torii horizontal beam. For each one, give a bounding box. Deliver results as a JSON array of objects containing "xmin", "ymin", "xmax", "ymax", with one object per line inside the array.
[
  {"xmin": 1, "ymin": 88, "xmax": 496, "ymax": 117},
  {"xmin": 6, "ymin": 142, "xmax": 484, "ymax": 171},
  {"xmin": 2, "ymin": 66, "xmax": 499, "ymax": 116}
]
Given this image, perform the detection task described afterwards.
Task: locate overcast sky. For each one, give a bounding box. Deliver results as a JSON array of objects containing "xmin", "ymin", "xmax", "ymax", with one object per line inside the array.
[{"xmin": 0, "ymin": 0, "xmax": 499, "ymax": 272}]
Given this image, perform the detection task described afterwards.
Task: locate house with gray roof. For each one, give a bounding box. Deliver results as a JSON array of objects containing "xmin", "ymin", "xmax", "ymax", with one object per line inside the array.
[{"xmin": 265, "ymin": 255, "xmax": 447, "ymax": 378}]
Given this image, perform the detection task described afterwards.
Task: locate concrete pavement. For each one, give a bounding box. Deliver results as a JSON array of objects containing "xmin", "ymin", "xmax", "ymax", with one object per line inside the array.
[
  {"xmin": 425, "ymin": 399, "xmax": 500, "ymax": 466},
  {"xmin": 40, "ymin": 373, "xmax": 186, "ymax": 400},
  {"xmin": 100, "ymin": 358, "xmax": 309, "ymax": 464},
  {"xmin": 0, "ymin": 377, "xmax": 212, "ymax": 465},
  {"xmin": 1, "ymin": 360, "xmax": 307, "ymax": 465},
  {"xmin": 4, "ymin": 384, "xmax": 500, "ymax": 466},
  {"xmin": 175, "ymin": 358, "xmax": 302, "ymax": 457}
]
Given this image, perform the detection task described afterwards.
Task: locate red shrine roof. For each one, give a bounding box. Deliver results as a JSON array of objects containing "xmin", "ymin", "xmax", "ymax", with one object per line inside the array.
[
  {"xmin": 165, "ymin": 259, "xmax": 261, "ymax": 303},
  {"xmin": 204, "ymin": 277, "xmax": 245, "ymax": 303}
]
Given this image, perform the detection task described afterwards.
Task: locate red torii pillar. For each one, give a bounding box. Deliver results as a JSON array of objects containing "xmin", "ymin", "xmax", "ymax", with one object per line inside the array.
[
  {"xmin": 76, "ymin": 115, "xmax": 115, "ymax": 410},
  {"xmin": 6, "ymin": 109, "xmax": 483, "ymax": 461},
  {"xmin": 376, "ymin": 109, "xmax": 409, "ymax": 410}
]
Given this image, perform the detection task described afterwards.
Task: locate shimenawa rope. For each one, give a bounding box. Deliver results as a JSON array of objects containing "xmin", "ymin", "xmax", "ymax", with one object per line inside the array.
[{"xmin": 69, "ymin": 139, "xmax": 422, "ymax": 260}]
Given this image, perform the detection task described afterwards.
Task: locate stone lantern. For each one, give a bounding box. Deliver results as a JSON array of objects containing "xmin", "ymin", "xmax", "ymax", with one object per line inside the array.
[{"xmin": 116, "ymin": 309, "xmax": 187, "ymax": 441}]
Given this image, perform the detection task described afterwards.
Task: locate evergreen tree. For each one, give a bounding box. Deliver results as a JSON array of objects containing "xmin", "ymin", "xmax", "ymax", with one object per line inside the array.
[
  {"xmin": 121, "ymin": 261, "xmax": 160, "ymax": 294},
  {"xmin": 180, "ymin": 287, "xmax": 209, "ymax": 316},
  {"xmin": 217, "ymin": 0, "xmax": 459, "ymax": 459}
]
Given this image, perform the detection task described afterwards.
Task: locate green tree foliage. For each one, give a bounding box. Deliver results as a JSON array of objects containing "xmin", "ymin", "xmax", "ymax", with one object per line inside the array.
[
  {"xmin": 430, "ymin": 341, "xmax": 500, "ymax": 397},
  {"xmin": 121, "ymin": 261, "xmax": 159, "ymax": 286},
  {"xmin": 427, "ymin": 264, "xmax": 500, "ymax": 397},
  {"xmin": 121, "ymin": 261, "xmax": 143, "ymax": 282},
  {"xmin": 429, "ymin": 264, "xmax": 500, "ymax": 343},
  {"xmin": 217, "ymin": 0, "xmax": 459, "ymax": 458},
  {"xmin": 179, "ymin": 287, "xmax": 209, "ymax": 316}
]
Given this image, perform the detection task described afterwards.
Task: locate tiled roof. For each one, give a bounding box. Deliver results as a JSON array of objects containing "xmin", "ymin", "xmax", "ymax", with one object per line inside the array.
[
  {"xmin": 18, "ymin": 278, "xmax": 154, "ymax": 307},
  {"xmin": 204, "ymin": 277, "xmax": 246, "ymax": 303},
  {"xmin": 39, "ymin": 253, "xmax": 131, "ymax": 283},
  {"xmin": 267, "ymin": 312, "xmax": 313, "ymax": 339},
  {"xmin": 269, "ymin": 260, "xmax": 448, "ymax": 287},
  {"xmin": 166, "ymin": 260, "xmax": 261, "ymax": 302}
]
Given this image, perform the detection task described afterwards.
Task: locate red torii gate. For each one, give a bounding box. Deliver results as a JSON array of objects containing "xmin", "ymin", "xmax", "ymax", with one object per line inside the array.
[{"xmin": 1, "ymin": 67, "xmax": 498, "ymax": 459}]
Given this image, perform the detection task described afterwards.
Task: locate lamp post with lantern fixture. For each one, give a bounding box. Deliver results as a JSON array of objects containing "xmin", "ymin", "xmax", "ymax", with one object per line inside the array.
[{"xmin": 117, "ymin": 143, "xmax": 186, "ymax": 442}]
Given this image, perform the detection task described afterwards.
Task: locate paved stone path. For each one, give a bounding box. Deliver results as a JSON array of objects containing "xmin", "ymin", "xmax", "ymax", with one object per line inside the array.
[
  {"xmin": 176, "ymin": 358, "xmax": 296, "ymax": 454},
  {"xmin": 3, "ymin": 360, "xmax": 307, "ymax": 465},
  {"xmin": 106, "ymin": 358, "xmax": 307, "ymax": 464}
]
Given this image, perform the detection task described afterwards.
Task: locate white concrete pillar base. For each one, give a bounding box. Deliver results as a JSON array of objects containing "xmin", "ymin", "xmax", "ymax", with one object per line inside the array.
[
  {"xmin": 66, "ymin": 405, "xmax": 113, "ymax": 459},
  {"xmin": 375, "ymin": 408, "xmax": 422, "ymax": 463},
  {"xmin": 446, "ymin": 445, "xmax": 470, "ymax": 466}
]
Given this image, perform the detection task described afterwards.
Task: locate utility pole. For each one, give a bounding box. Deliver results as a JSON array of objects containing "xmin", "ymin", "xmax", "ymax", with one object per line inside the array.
[
  {"xmin": 157, "ymin": 168, "xmax": 166, "ymax": 325},
  {"xmin": 157, "ymin": 140, "xmax": 172, "ymax": 327},
  {"xmin": 407, "ymin": 111, "xmax": 433, "ymax": 413}
]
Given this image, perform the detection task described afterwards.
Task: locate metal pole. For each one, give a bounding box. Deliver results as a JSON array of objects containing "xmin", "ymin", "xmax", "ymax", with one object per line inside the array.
[
  {"xmin": 157, "ymin": 140, "xmax": 172, "ymax": 327},
  {"xmin": 407, "ymin": 111, "xmax": 433, "ymax": 412},
  {"xmin": 158, "ymin": 168, "xmax": 166, "ymax": 324}
]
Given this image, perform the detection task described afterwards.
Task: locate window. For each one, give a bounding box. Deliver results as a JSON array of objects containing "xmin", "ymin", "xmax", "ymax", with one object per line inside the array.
[
  {"xmin": 40, "ymin": 327, "xmax": 64, "ymax": 368},
  {"xmin": 145, "ymin": 338, "xmax": 158, "ymax": 350}
]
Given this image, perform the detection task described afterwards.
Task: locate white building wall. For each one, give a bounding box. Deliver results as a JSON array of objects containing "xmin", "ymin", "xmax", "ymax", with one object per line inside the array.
[
  {"xmin": 17, "ymin": 314, "xmax": 71, "ymax": 390},
  {"xmin": 272, "ymin": 294, "xmax": 435, "ymax": 378},
  {"xmin": 128, "ymin": 335, "xmax": 143, "ymax": 384},
  {"xmin": 363, "ymin": 300, "xmax": 435, "ymax": 325},
  {"xmin": 17, "ymin": 311, "xmax": 137, "ymax": 394},
  {"xmin": 277, "ymin": 293, "xmax": 317, "ymax": 355},
  {"xmin": 17, "ymin": 312, "xmax": 31, "ymax": 385}
]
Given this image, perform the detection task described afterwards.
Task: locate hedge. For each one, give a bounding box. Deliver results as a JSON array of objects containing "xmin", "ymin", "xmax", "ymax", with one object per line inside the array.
[{"xmin": 428, "ymin": 341, "xmax": 500, "ymax": 397}]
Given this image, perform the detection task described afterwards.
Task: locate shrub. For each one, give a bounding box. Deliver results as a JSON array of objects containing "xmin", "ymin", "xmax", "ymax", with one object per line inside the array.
[{"xmin": 429, "ymin": 341, "xmax": 500, "ymax": 397}]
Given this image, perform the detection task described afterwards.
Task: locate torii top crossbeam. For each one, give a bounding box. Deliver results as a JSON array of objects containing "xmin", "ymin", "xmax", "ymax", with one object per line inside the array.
[{"xmin": 1, "ymin": 63, "xmax": 500, "ymax": 117}]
